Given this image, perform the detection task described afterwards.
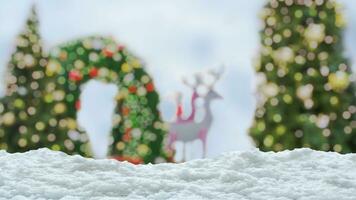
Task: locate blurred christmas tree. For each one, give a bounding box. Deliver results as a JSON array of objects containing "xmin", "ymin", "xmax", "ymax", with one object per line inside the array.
[
  {"xmin": 0, "ymin": 6, "xmax": 50, "ymax": 152},
  {"xmin": 47, "ymin": 36, "xmax": 168, "ymax": 163},
  {"xmin": 250, "ymin": 0, "xmax": 356, "ymax": 153}
]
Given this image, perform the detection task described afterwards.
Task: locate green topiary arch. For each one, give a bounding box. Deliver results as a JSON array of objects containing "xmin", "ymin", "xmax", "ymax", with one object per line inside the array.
[{"xmin": 43, "ymin": 36, "xmax": 168, "ymax": 163}]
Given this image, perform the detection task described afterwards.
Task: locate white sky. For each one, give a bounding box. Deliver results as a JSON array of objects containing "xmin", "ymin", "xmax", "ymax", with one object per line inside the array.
[{"xmin": 0, "ymin": 0, "xmax": 355, "ymax": 159}]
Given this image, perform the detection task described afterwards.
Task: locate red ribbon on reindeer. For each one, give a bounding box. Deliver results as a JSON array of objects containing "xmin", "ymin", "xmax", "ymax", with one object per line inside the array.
[{"xmin": 175, "ymin": 74, "xmax": 202, "ymax": 122}]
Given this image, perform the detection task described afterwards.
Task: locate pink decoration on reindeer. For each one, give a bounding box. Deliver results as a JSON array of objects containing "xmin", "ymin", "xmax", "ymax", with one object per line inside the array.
[
  {"xmin": 167, "ymin": 68, "xmax": 223, "ymax": 161},
  {"xmin": 175, "ymin": 74, "xmax": 202, "ymax": 122}
]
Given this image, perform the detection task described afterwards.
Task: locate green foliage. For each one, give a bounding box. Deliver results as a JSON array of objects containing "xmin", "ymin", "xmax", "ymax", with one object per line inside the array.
[{"xmin": 249, "ymin": 0, "xmax": 356, "ymax": 153}]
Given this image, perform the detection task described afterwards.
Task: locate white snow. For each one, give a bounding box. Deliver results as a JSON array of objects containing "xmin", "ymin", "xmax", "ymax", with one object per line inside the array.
[{"xmin": 0, "ymin": 148, "xmax": 356, "ymax": 200}]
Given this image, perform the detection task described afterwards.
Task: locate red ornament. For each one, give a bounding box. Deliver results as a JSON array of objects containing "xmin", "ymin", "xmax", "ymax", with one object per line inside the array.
[
  {"xmin": 122, "ymin": 133, "xmax": 131, "ymax": 142},
  {"xmin": 122, "ymin": 128, "xmax": 132, "ymax": 142},
  {"xmin": 128, "ymin": 85, "xmax": 137, "ymax": 93},
  {"xmin": 102, "ymin": 48, "xmax": 114, "ymax": 57},
  {"xmin": 111, "ymin": 156, "xmax": 143, "ymax": 165},
  {"xmin": 122, "ymin": 107, "xmax": 130, "ymax": 116},
  {"xmin": 145, "ymin": 82, "xmax": 154, "ymax": 92},
  {"xmin": 89, "ymin": 67, "xmax": 99, "ymax": 78},
  {"xmin": 118, "ymin": 45, "xmax": 125, "ymax": 51},
  {"xmin": 75, "ymin": 100, "xmax": 81, "ymax": 110},
  {"xmin": 68, "ymin": 70, "xmax": 82, "ymax": 82}
]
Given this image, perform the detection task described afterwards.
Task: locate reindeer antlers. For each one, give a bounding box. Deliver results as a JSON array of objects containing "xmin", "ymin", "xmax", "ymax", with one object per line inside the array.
[
  {"xmin": 182, "ymin": 65, "xmax": 224, "ymax": 90},
  {"xmin": 182, "ymin": 73, "xmax": 203, "ymax": 90},
  {"xmin": 207, "ymin": 65, "xmax": 224, "ymax": 89}
]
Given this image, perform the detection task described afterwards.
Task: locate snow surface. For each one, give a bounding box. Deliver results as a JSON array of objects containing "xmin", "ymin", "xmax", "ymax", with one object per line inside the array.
[{"xmin": 0, "ymin": 148, "xmax": 356, "ymax": 200}]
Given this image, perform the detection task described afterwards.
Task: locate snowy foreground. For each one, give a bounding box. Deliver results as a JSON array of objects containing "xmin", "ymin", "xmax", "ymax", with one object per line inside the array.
[{"xmin": 1, "ymin": 149, "xmax": 356, "ymax": 200}]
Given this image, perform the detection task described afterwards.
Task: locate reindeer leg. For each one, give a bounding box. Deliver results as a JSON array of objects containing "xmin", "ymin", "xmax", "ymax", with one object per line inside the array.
[
  {"xmin": 199, "ymin": 129, "xmax": 207, "ymax": 158},
  {"xmin": 182, "ymin": 142, "xmax": 186, "ymax": 162},
  {"xmin": 202, "ymin": 140, "xmax": 206, "ymax": 158},
  {"xmin": 202, "ymin": 138, "xmax": 206, "ymax": 158}
]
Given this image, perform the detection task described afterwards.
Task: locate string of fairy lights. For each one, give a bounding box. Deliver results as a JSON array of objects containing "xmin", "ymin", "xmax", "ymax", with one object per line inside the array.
[{"xmin": 250, "ymin": 0, "xmax": 356, "ymax": 153}]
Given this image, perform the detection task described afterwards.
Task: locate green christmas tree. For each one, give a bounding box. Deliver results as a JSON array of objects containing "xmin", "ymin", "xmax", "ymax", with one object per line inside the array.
[
  {"xmin": 0, "ymin": 6, "xmax": 50, "ymax": 152},
  {"xmin": 250, "ymin": 0, "xmax": 356, "ymax": 153}
]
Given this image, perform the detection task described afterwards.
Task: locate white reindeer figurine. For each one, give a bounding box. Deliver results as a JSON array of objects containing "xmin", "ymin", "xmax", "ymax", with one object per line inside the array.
[{"xmin": 167, "ymin": 69, "xmax": 223, "ymax": 160}]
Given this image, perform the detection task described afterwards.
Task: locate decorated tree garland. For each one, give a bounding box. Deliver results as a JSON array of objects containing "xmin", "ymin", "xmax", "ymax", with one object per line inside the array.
[
  {"xmin": 0, "ymin": 6, "xmax": 169, "ymax": 164},
  {"xmin": 46, "ymin": 36, "xmax": 168, "ymax": 163},
  {"xmin": 250, "ymin": 0, "xmax": 356, "ymax": 153}
]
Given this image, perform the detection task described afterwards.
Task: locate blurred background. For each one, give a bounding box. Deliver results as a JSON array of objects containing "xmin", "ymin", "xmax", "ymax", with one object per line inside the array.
[{"xmin": 0, "ymin": 0, "xmax": 355, "ymax": 161}]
